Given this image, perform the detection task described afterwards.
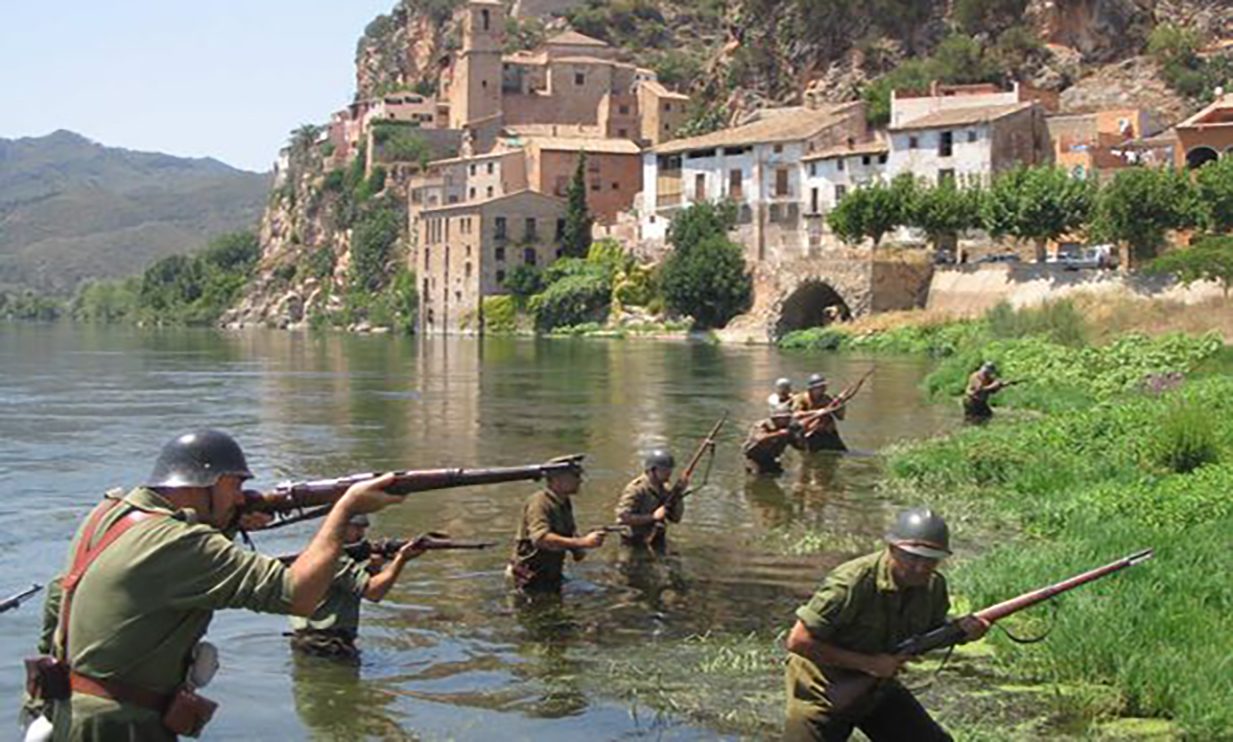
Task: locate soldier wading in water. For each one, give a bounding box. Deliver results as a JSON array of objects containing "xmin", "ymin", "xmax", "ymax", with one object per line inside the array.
[
  {"xmin": 288, "ymin": 513, "xmax": 425, "ymax": 660},
  {"xmin": 791, "ymin": 373, "xmax": 847, "ymax": 452},
  {"xmin": 614, "ymin": 449, "xmax": 687, "ymax": 550},
  {"xmin": 23, "ymin": 429, "xmax": 404, "ymax": 741},
  {"xmin": 507, "ymin": 455, "xmax": 607, "ymax": 593},
  {"xmin": 742, "ymin": 406, "xmax": 801, "ymax": 475},
  {"xmin": 964, "ymin": 361, "xmax": 1009, "ymax": 424},
  {"xmin": 783, "ymin": 508, "xmax": 989, "ymax": 741}
]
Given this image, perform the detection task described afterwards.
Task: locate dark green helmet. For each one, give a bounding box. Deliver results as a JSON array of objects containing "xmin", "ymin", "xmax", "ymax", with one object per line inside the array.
[
  {"xmin": 807, "ymin": 373, "xmax": 827, "ymax": 389},
  {"xmin": 775, "ymin": 377, "xmax": 792, "ymax": 392},
  {"xmin": 643, "ymin": 449, "xmax": 675, "ymax": 471},
  {"xmin": 980, "ymin": 361, "xmax": 998, "ymax": 375},
  {"xmin": 146, "ymin": 430, "xmax": 253, "ymax": 488},
  {"xmin": 886, "ymin": 507, "xmax": 951, "ymax": 559}
]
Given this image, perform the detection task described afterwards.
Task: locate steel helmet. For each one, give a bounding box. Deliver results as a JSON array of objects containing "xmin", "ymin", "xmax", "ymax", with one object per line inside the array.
[
  {"xmin": 643, "ymin": 449, "xmax": 675, "ymax": 471},
  {"xmin": 886, "ymin": 507, "xmax": 951, "ymax": 560},
  {"xmin": 146, "ymin": 430, "xmax": 253, "ymax": 488},
  {"xmin": 775, "ymin": 377, "xmax": 792, "ymax": 392},
  {"xmin": 770, "ymin": 404, "xmax": 793, "ymax": 419},
  {"xmin": 807, "ymin": 373, "xmax": 827, "ymax": 389},
  {"xmin": 980, "ymin": 361, "xmax": 998, "ymax": 375}
]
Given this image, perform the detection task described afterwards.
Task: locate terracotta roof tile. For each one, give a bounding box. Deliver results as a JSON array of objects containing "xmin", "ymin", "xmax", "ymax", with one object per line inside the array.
[
  {"xmin": 653, "ymin": 103, "xmax": 861, "ymax": 155},
  {"xmin": 890, "ymin": 102, "xmax": 1033, "ymax": 131}
]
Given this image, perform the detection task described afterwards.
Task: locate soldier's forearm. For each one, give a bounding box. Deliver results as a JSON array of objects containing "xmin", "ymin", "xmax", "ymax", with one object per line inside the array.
[
  {"xmin": 363, "ymin": 560, "xmax": 405, "ymax": 602},
  {"xmin": 537, "ymin": 532, "xmax": 587, "ymax": 551},
  {"xmin": 617, "ymin": 511, "xmax": 658, "ymax": 527},
  {"xmin": 288, "ymin": 503, "xmax": 352, "ymax": 616}
]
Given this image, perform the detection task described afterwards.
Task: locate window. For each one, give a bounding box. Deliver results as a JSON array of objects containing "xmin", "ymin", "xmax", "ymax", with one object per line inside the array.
[
  {"xmin": 465, "ymin": 262, "xmax": 472, "ymax": 279},
  {"xmin": 836, "ymin": 158, "xmax": 845, "ymax": 172},
  {"xmin": 523, "ymin": 247, "xmax": 537, "ymax": 265},
  {"xmin": 775, "ymin": 168, "xmax": 789, "ymax": 197},
  {"xmin": 611, "ymin": 182, "xmax": 619, "ymax": 190},
  {"xmin": 470, "ymin": 164, "xmax": 477, "ymax": 176},
  {"xmin": 556, "ymin": 218, "xmax": 565, "ymax": 240},
  {"xmin": 939, "ymin": 131, "xmax": 953, "ymax": 158},
  {"xmin": 768, "ymin": 203, "xmax": 782, "ymax": 222},
  {"xmin": 590, "ymin": 181, "xmax": 601, "ymax": 192},
  {"xmin": 938, "ymin": 169, "xmax": 955, "ymax": 185},
  {"xmin": 525, "ymin": 217, "xmax": 537, "ymax": 240},
  {"xmin": 664, "ymin": 103, "xmax": 672, "ymax": 112},
  {"xmin": 469, "ymin": 187, "xmax": 476, "ymax": 199},
  {"xmin": 481, "ymin": 80, "xmax": 487, "ymax": 89},
  {"xmin": 619, "ymin": 104, "xmax": 630, "ymax": 115},
  {"xmin": 481, "ymin": 8, "xmax": 489, "ymax": 30},
  {"xmin": 695, "ymin": 173, "xmax": 707, "ymax": 201},
  {"xmin": 773, "ymin": 144, "xmax": 783, "ymax": 154},
  {"xmin": 809, "ymin": 163, "xmax": 817, "ymax": 177},
  {"xmin": 487, "ymin": 162, "xmax": 494, "ymax": 174},
  {"xmin": 878, "ymin": 153, "xmax": 888, "ymax": 164},
  {"xmin": 496, "ymin": 269, "xmax": 506, "ymax": 284},
  {"xmin": 729, "ymin": 169, "xmax": 742, "ymax": 198},
  {"xmin": 495, "ymin": 246, "xmax": 505, "ymax": 261},
  {"xmin": 617, "ymin": 128, "xmax": 627, "ymax": 138},
  {"xmin": 908, "ymin": 136, "xmax": 919, "ymax": 149},
  {"xmin": 861, "ymin": 155, "xmax": 871, "ymax": 166},
  {"xmin": 424, "ymin": 247, "xmax": 430, "ymax": 266},
  {"xmin": 810, "ymin": 187, "xmax": 819, "ymax": 214},
  {"xmin": 575, "ymin": 72, "xmax": 585, "ymax": 86},
  {"xmin": 495, "ymin": 216, "xmax": 507, "ymax": 240},
  {"xmin": 486, "ymin": 186, "xmax": 493, "ymax": 198},
  {"xmin": 554, "ymin": 176, "xmax": 568, "ymax": 196},
  {"xmin": 967, "ymin": 130, "xmax": 977, "ymax": 143},
  {"xmin": 663, "ymin": 123, "xmax": 670, "ymax": 133},
  {"xmin": 835, "ymin": 184, "xmax": 847, "ymax": 201}
]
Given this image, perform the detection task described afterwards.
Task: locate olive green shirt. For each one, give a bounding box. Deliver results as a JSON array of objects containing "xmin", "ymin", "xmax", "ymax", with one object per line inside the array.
[
  {"xmin": 786, "ymin": 550, "xmax": 949, "ymax": 716},
  {"xmin": 966, "ymin": 371, "xmax": 997, "ymax": 402},
  {"xmin": 790, "ymin": 390, "xmax": 845, "ymax": 433},
  {"xmin": 614, "ymin": 473, "xmax": 684, "ymax": 541},
  {"xmin": 55, "ymin": 488, "xmax": 295, "ymax": 692},
  {"xmin": 742, "ymin": 420, "xmax": 792, "ymax": 464},
  {"xmin": 288, "ymin": 556, "xmax": 369, "ymax": 636},
  {"xmin": 512, "ymin": 488, "xmax": 577, "ymax": 585}
]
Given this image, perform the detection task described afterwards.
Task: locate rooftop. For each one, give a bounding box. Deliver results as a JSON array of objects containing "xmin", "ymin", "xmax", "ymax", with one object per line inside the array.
[
  {"xmin": 639, "ymin": 79, "xmax": 690, "ymax": 101},
  {"xmin": 891, "ymin": 102, "xmax": 1034, "ymax": 131},
  {"xmin": 1177, "ymin": 93, "xmax": 1233, "ymax": 129},
  {"xmin": 801, "ymin": 139, "xmax": 889, "ymax": 162},
  {"xmin": 547, "ymin": 30, "xmax": 609, "ymax": 47},
  {"xmin": 421, "ymin": 189, "xmax": 565, "ymax": 215},
  {"xmin": 526, "ymin": 136, "xmax": 641, "ymax": 155},
  {"xmin": 653, "ymin": 103, "xmax": 861, "ymax": 155}
]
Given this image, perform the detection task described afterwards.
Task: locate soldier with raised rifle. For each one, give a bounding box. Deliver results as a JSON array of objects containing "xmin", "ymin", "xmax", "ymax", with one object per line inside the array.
[
  {"xmin": 614, "ymin": 449, "xmax": 687, "ymax": 549},
  {"xmin": 964, "ymin": 361, "xmax": 1010, "ymax": 424},
  {"xmin": 508, "ymin": 455, "xmax": 607, "ymax": 593},
  {"xmin": 768, "ymin": 377, "xmax": 794, "ymax": 409},
  {"xmin": 742, "ymin": 405, "xmax": 801, "ymax": 475},
  {"xmin": 24, "ymin": 429, "xmax": 404, "ymax": 741},
  {"xmin": 783, "ymin": 508, "xmax": 988, "ymax": 741},
  {"xmin": 791, "ymin": 373, "xmax": 847, "ymax": 452},
  {"xmin": 286, "ymin": 514, "xmax": 425, "ymax": 660}
]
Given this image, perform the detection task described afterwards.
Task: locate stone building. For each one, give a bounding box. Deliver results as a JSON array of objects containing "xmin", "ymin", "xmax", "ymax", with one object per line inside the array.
[
  {"xmin": 1175, "ymin": 93, "xmax": 1233, "ymax": 169},
  {"xmin": 521, "ymin": 136, "xmax": 642, "ymax": 222},
  {"xmin": 1046, "ymin": 108, "xmax": 1160, "ymax": 178},
  {"xmin": 801, "ymin": 139, "xmax": 889, "ymax": 250},
  {"xmin": 417, "ymin": 190, "xmax": 566, "ymax": 333}
]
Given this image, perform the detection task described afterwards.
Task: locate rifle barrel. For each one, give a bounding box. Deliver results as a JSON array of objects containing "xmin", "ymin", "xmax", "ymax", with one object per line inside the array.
[
  {"xmin": 0, "ymin": 583, "xmax": 43, "ymax": 613},
  {"xmin": 975, "ymin": 549, "xmax": 1154, "ymax": 623}
]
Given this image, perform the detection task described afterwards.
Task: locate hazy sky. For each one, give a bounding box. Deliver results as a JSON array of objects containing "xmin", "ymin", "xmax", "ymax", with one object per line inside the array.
[{"xmin": 0, "ymin": 0, "xmax": 397, "ymax": 172}]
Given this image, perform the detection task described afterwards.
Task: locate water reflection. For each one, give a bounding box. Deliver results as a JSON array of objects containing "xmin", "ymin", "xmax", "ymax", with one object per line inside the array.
[{"xmin": 0, "ymin": 326, "xmax": 955, "ymax": 739}]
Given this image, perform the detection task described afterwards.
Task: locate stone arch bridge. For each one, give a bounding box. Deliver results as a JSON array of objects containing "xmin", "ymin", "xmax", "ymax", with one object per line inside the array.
[{"xmin": 720, "ymin": 257, "xmax": 935, "ymax": 343}]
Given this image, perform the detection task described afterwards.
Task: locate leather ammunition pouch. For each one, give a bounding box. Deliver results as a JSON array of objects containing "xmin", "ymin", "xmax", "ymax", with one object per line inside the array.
[
  {"xmin": 24, "ymin": 656, "xmax": 69, "ymax": 702},
  {"xmin": 162, "ymin": 686, "xmax": 218, "ymax": 738}
]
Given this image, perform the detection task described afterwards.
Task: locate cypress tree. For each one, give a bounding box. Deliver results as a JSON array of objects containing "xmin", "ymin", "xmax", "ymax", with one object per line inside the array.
[{"xmin": 561, "ymin": 152, "xmax": 593, "ymax": 258}]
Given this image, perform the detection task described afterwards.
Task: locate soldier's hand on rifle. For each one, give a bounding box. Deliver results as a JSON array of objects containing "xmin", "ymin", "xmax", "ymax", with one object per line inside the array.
[
  {"xmin": 862, "ymin": 653, "xmax": 908, "ymax": 679},
  {"xmin": 397, "ymin": 539, "xmax": 427, "ymax": 562},
  {"xmin": 957, "ymin": 614, "xmax": 990, "ymax": 641},
  {"xmin": 652, "ymin": 504, "xmax": 669, "ymax": 522},
  {"xmin": 339, "ymin": 472, "xmax": 403, "ymax": 515},
  {"xmin": 237, "ymin": 512, "xmax": 273, "ymax": 531}
]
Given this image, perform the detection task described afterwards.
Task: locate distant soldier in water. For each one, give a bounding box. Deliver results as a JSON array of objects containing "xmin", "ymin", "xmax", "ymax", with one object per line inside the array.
[
  {"xmin": 742, "ymin": 406, "xmax": 800, "ymax": 475},
  {"xmin": 288, "ymin": 514, "xmax": 424, "ymax": 660},
  {"xmin": 768, "ymin": 377, "xmax": 794, "ymax": 409},
  {"xmin": 791, "ymin": 373, "xmax": 847, "ymax": 452},
  {"xmin": 615, "ymin": 449, "xmax": 687, "ymax": 550},
  {"xmin": 963, "ymin": 362, "xmax": 1007, "ymax": 424},
  {"xmin": 508, "ymin": 456, "xmax": 606, "ymax": 593}
]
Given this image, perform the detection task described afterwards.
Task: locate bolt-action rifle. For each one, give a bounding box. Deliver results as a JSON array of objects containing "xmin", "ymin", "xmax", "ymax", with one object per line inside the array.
[
  {"xmin": 795, "ymin": 366, "xmax": 875, "ymax": 435},
  {"xmin": 276, "ymin": 533, "xmax": 497, "ymax": 565},
  {"xmin": 0, "ymin": 583, "xmax": 43, "ymax": 614},
  {"xmin": 671, "ymin": 412, "xmax": 728, "ymax": 498},
  {"xmin": 241, "ymin": 455, "xmax": 585, "ymax": 530},
  {"xmin": 823, "ymin": 548, "xmax": 1155, "ymax": 712}
]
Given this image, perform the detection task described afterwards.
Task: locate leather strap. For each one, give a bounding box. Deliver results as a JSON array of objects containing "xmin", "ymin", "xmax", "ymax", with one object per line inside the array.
[
  {"xmin": 57, "ymin": 498, "xmax": 162, "ymax": 664},
  {"xmin": 70, "ymin": 670, "xmax": 170, "ymax": 713}
]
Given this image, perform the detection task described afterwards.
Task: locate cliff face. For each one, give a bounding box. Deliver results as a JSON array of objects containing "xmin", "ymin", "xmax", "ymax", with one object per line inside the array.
[{"xmin": 355, "ymin": 2, "xmax": 460, "ymax": 100}]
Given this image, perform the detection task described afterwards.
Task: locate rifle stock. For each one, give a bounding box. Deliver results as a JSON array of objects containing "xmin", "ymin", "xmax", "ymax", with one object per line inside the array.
[
  {"xmin": 821, "ymin": 549, "xmax": 1153, "ymax": 712},
  {"xmin": 243, "ymin": 455, "xmax": 585, "ymax": 529}
]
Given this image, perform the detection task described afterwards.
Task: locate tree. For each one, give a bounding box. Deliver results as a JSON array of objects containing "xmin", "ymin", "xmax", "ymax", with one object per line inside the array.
[
  {"xmin": 561, "ymin": 153, "xmax": 593, "ymax": 258},
  {"xmin": 908, "ymin": 180, "xmax": 984, "ymax": 252},
  {"xmin": 1194, "ymin": 156, "xmax": 1233, "ymax": 234},
  {"xmin": 828, "ymin": 176, "xmax": 914, "ymax": 247},
  {"xmin": 503, "ymin": 264, "xmax": 543, "ymax": 304},
  {"xmin": 982, "ymin": 166, "xmax": 1093, "ymax": 262},
  {"xmin": 289, "ymin": 124, "xmax": 322, "ymax": 156},
  {"xmin": 1094, "ymin": 166, "xmax": 1197, "ymax": 266},
  {"xmin": 1146, "ymin": 236, "xmax": 1233, "ymax": 297},
  {"xmin": 349, "ymin": 207, "xmax": 402, "ymax": 293},
  {"xmin": 660, "ymin": 202, "xmax": 750, "ymax": 329}
]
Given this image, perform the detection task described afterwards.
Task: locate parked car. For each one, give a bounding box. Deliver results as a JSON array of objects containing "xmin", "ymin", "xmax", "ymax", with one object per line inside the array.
[{"xmin": 976, "ymin": 253, "xmax": 1021, "ymax": 264}]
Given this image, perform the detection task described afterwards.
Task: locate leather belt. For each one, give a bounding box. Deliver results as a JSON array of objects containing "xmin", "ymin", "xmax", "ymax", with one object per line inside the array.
[{"xmin": 70, "ymin": 671, "xmax": 169, "ymax": 713}]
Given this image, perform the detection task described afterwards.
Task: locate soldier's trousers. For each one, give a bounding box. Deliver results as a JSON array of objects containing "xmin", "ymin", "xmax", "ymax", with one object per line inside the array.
[{"xmin": 783, "ymin": 681, "xmax": 952, "ymax": 742}]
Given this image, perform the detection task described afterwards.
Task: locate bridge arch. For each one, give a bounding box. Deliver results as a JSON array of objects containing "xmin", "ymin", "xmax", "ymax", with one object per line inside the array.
[
  {"xmin": 1186, "ymin": 146, "xmax": 1219, "ymax": 169},
  {"xmin": 773, "ymin": 279, "xmax": 853, "ymax": 337}
]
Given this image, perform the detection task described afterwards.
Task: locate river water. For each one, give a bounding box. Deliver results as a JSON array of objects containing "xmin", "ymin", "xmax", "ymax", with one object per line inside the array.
[{"xmin": 0, "ymin": 324, "xmax": 954, "ymax": 740}]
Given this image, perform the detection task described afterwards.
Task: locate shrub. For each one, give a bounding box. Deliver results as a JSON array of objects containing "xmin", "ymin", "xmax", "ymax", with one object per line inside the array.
[
  {"xmin": 985, "ymin": 299, "xmax": 1088, "ymax": 347},
  {"xmin": 482, "ymin": 295, "xmax": 518, "ymax": 332},
  {"xmin": 529, "ymin": 271, "xmax": 611, "ymax": 330},
  {"xmin": 660, "ymin": 233, "xmax": 751, "ymax": 329},
  {"xmin": 349, "ymin": 207, "xmax": 401, "ymax": 292},
  {"xmin": 503, "ymin": 264, "xmax": 543, "ymax": 303},
  {"xmin": 1150, "ymin": 398, "xmax": 1219, "ymax": 473},
  {"xmin": 307, "ymin": 246, "xmax": 336, "ymax": 280}
]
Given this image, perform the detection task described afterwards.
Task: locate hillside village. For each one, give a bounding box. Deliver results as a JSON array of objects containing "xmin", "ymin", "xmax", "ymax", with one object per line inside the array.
[{"xmin": 233, "ymin": 0, "xmax": 1233, "ymax": 337}]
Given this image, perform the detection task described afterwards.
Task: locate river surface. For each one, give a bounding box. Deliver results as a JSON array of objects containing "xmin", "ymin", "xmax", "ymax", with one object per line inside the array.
[{"xmin": 0, "ymin": 324, "xmax": 954, "ymax": 740}]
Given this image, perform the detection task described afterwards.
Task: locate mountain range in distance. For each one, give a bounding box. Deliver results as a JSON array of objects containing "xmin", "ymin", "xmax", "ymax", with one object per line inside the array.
[{"xmin": 0, "ymin": 130, "xmax": 270, "ymax": 296}]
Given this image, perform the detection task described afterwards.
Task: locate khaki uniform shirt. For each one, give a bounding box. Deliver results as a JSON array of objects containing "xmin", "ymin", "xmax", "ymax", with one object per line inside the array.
[
  {"xmin": 614, "ymin": 473, "xmax": 684, "ymax": 542},
  {"xmin": 49, "ymin": 487, "xmax": 295, "ymax": 740},
  {"xmin": 785, "ymin": 551, "xmax": 949, "ymax": 721},
  {"xmin": 791, "ymin": 391, "xmax": 846, "ymax": 432},
  {"xmin": 288, "ymin": 556, "xmax": 369, "ymax": 636},
  {"xmin": 966, "ymin": 371, "xmax": 994, "ymax": 402},
  {"xmin": 511, "ymin": 488, "xmax": 577, "ymax": 586},
  {"xmin": 742, "ymin": 420, "xmax": 792, "ymax": 463}
]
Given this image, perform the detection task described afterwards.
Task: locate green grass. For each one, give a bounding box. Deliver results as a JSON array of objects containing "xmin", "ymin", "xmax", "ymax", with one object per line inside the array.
[{"xmin": 886, "ymin": 375, "xmax": 1233, "ymax": 737}]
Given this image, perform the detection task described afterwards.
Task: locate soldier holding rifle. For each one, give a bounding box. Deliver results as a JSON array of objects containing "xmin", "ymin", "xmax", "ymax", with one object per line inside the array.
[
  {"xmin": 25, "ymin": 429, "xmax": 406, "ymax": 741},
  {"xmin": 742, "ymin": 405, "xmax": 800, "ymax": 475},
  {"xmin": 614, "ymin": 449, "xmax": 687, "ymax": 549},
  {"xmin": 783, "ymin": 508, "xmax": 988, "ymax": 741},
  {"xmin": 285, "ymin": 514, "xmax": 426, "ymax": 660},
  {"xmin": 964, "ymin": 361, "xmax": 1013, "ymax": 424},
  {"xmin": 790, "ymin": 374, "xmax": 849, "ymax": 452}
]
